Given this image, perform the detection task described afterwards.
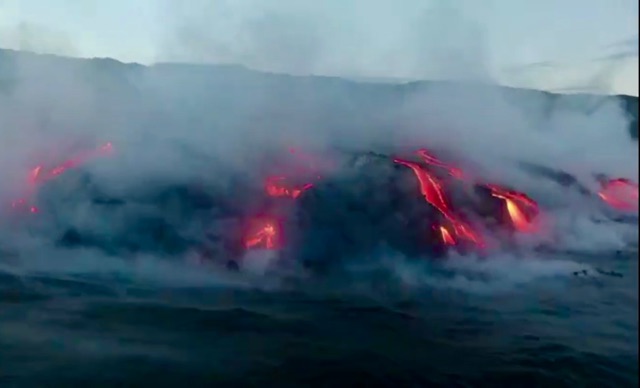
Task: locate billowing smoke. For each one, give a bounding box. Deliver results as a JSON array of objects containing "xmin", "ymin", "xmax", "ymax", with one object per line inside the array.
[
  {"xmin": 0, "ymin": 1, "xmax": 637, "ymax": 290},
  {"xmin": 153, "ymin": 0, "xmax": 638, "ymax": 183}
]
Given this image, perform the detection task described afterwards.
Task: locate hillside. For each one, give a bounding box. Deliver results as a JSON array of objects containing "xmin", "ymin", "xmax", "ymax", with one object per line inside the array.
[{"xmin": 0, "ymin": 48, "xmax": 637, "ymax": 142}]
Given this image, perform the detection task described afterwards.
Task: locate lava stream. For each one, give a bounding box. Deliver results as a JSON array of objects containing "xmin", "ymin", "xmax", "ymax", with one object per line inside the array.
[
  {"xmin": 414, "ymin": 149, "xmax": 541, "ymax": 233},
  {"xmin": 9, "ymin": 142, "xmax": 114, "ymax": 214},
  {"xmin": 265, "ymin": 176, "xmax": 314, "ymax": 199},
  {"xmin": 416, "ymin": 149, "xmax": 464, "ymax": 179},
  {"xmin": 394, "ymin": 157, "xmax": 483, "ymax": 248},
  {"xmin": 598, "ymin": 178, "xmax": 639, "ymax": 212},
  {"xmin": 244, "ymin": 218, "xmax": 280, "ymax": 250},
  {"xmin": 483, "ymin": 184, "xmax": 539, "ymax": 233},
  {"xmin": 30, "ymin": 142, "xmax": 113, "ymax": 185}
]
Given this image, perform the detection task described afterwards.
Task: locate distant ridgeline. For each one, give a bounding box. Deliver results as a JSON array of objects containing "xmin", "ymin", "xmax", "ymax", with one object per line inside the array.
[{"xmin": 0, "ymin": 48, "xmax": 637, "ymax": 140}]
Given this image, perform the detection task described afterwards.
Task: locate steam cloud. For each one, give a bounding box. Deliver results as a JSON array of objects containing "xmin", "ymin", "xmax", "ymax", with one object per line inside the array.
[{"xmin": 0, "ymin": 1, "xmax": 637, "ymax": 289}]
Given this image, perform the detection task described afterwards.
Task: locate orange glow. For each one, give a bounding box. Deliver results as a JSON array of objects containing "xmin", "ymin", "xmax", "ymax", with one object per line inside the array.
[
  {"xmin": 244, "ymin": 218, "xmax": 280, "ymax": 249},
  {"xmin": 29, "ymin": 166, "xmax": 42, "ymax": 183},
  {"xmin": 29, "ymin": 142, "xmax": 113, "ymax": 185},
  {"xmin": 439, "ymin": 225, "xmax": 456, "ymax": 245},
  {"xmin": 246, "ymin": 147, "xmax": 323, "ymax": 252},
  {"xmin": 261, "ymin": 147, "xmax": 325, "ymax": 200},
  {"xmin": 484, "ymin": 184, "xmax": 539, "ymax": 233},
  {"xmin": 414, "ymin": 149, "xmax": 543, "ymax": 235},
  {"xmin": 395, "ymin": 157, "xmax": 484, "ymax": 248},
  {"xmin": 265, "ymin": 176, "xmax": 314, "ymax": 199},
  {"xmin": 416, "ymin": 149, "xmax": 464, "ymax": 179},
  {"xmin": 598, "ymin": 178, "xmax": 638, "ymax": 211},
  {"xmin": 9, "ymin": 142, "xmax": 113, "ymax": 215}
]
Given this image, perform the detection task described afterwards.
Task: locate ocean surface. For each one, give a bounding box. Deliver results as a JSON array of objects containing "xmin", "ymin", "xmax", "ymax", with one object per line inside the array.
[{"xmin": 0, "ymin": 249, "xmax": 637, "ymax": 387}]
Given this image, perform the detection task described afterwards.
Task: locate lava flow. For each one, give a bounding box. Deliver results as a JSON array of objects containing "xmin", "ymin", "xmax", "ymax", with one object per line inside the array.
[
  {"xmin": 29, "ymin": 142, "xmax": 113, "ymax": 185},
  {"xmin": 394, "ymin": 156, "xmax": 484, "ymax": 248},
  {"xmin": 598, "ymin": 178, "xmax": 639, "ymax": 212},
  {"xmin": 244, "ymin": 217, "xmax": 280, "ymax": 250},
  {"xmin": 245, "ymin": 148, "xmax": 324, "ymax": 251},
  {"xmin": 482, "ymin": 184, "xmax": 540, "ymax": 232},
  {"xmin": 263, "ymin": 147, "xmax": 323, "ymax": 200},
  {"xmin": 438, "ymin": 225, "xmax": 456, "ymax": 245},
  {"xmin": 417, "ymin": 149, "xmax": 540, "ymax": 232},
  {"xmin": 416, "ymin": 148, "xmax": 464, "ymax": 179},
  {"xmin": 9, "ymin": 142, "xmax": 114, "ymax": 214},
  {"xmin": 265, "ymin": 176, "xmax": 314, "ymax": 199}
]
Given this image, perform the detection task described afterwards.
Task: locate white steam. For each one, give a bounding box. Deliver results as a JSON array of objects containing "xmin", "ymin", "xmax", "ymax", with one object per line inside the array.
[
  {"xmin": 392, "ymin": 253, "xmax": 593, "ymax": 295},
  {"xmin": 0, "ymin": 1, "xmax": 637, "ymax": 291}
]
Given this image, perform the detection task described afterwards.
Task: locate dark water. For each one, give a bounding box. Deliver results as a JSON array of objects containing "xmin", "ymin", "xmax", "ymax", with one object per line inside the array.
[{"xmin": 0, "ymin": 252, "xmax": 637, "ymax": 387}]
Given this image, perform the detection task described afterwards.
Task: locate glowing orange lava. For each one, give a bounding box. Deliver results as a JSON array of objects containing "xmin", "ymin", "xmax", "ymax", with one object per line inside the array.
[
  {"xmin": 598, "ymin": 178, "xmax": 639, "ymax": 211},
  {"xmin": 483, "ymin": 184, "xmax": 539, "ymax": 233},
  {"xmin": 245, "ymin": 148, "xmax": 324, "ymax": 252},
  {"xmin": 439, "ymin": 225, "xmax": 456, "ymax": 245},
  {"xmin": 265, "ymin": 176, "xmax": 314, "ymax": 199},
  {"xmin": 415, "ymin": 149, "xmax": 543, "ymax": 234},
  {"xmin": 416, "ymin": 149, "xmax": 464, "ymax": 179},
  {"xmin": 9, "ymin": 142, "xmax": 113, "ymax": 214},
  {"xmin": 394, "ymin": 157, "xmax": 483, "ymax": 248},
  {"xmin": 261, "ymin": 147, "xmax": 324, "ymax": 200},
  {"xmin": 244, "ymin": 218, "xmax": 280, "ymax": 249},
  {"xmin": 29, "ymin": 142, "xmax": 113, "ymax": 185}
]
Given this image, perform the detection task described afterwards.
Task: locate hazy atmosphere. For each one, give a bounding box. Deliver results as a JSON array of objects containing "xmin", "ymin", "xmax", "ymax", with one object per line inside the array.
[
  {"xmin": 0, "ymin": 1, "xmax": 637, "ymax": 386},
  {"xmin": 0, "ymin": 0, "xmax": 638, "ymax": 95}
]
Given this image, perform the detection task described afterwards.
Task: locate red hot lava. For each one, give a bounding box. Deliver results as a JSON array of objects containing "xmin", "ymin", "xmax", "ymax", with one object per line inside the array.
[
  {"xmin": 598, "ymin": 178, "xmax": 639, "ymax": 212},
  {"xmin": 438, "ymin": 225, "xmax": 456, "ymax": 245},
  {"xmin": 416, "ymin": 149, "xmax": 465, "ymax": 179},
  {"xmin": 244, "ymin": 217, "xmax": 281, "ymax": 250},
  {"xmin": 10, "ymin": 141, "xmax": 633, "ymax": 260},
  {"xmin": 394, "ymin": 156, "xmax": 484, "ymax": 248},
  {"xmin": 265, "ymin": 176, "xmax": 314, "ymax": 199},
  {"xmin": 245, "ymin": 148, "xmax": 324, "ymax": 251},
  {"xmin": 395, "ymin": 148, "xmax": 546, "ymax": 249},
  {"xmin": 414, "ymin": 149, "xmax": 542, "ymax": 233},
  {"xmin": 9, "ymin": 142, "xmax": 114, "ymax": 214},
  {"xmin": 482, "ymin": 184, "xmax": 540, "ymax": 233},
  {"xmin": 29, "ymin": 142, "xmax": 113, "ymax": 185},
  {"xmin": 263, "ymin": 147, "xmax": 323, "ymax": 200}
]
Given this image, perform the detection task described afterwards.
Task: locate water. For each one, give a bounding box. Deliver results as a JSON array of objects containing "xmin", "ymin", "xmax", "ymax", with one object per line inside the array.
[{"xmin": 0, "ymin": 251, "xmax": 637, "ymax": 387}]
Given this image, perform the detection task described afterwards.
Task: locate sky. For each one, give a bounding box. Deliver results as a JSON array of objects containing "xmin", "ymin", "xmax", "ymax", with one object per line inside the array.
[{"xmin": 0, "ymin": 0, "xmax": 638, "ymax": 95}]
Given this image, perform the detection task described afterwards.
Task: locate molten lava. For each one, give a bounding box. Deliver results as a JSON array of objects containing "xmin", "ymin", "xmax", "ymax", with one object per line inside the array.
[
  {"xmin": 598, "ymin": 178, "xmax": 639, "ymax": 211},
  {"xmin": 483, "ymin": 184, "xmax": 539, "ymax": 232},
  {"xmin": 29, "ymin": 142, "xmax": 113, "ymax": 185},
  {"xmin": 409, "ymin": 149, "xmax": 541, "ymax": 235},
  {"xmin": 265, "ymin": 176, "xmax": 314, "ymax": 199},
  {"xmin": 394, "ymin": 157, "xmax": 483, "ymax": 248},
  {"xmin": 439, "ymin": 225, "xmax": 456, "ymax": 245},
  {"xmin": 9, "ymin": 142, "xmax": 113, "ymax": 214},
  {"xmin": 244, "ymin": 148, "xmax": 325, "ymax": 252},
  {"xmin": 244, "ymin": 218, "xmax": 280, "ymax": 250},
  {"xmin": 9, "ymin": 141, "xmax": 628, "ymax": 263},
  {"xmin": 416, "ymin": 149, "xmax": 464, "ymax": 179},
  {"xmin": 262, "ymin": 147, "xmax": 324, "ymax": 200}
]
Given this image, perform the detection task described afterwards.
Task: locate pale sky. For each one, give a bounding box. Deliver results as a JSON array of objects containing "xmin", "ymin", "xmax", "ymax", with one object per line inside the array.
[{"xmin": 0, "ymin": 0, "xmax": 638, "ymax": 95}]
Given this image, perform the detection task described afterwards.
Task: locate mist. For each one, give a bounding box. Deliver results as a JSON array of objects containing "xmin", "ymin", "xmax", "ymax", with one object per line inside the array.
[
  {"xmin": 0, "ymin": 1, "xmax": 638, "ymax": 283},
  {"xmin": 153, "ymin": 0, "xmax": 639, "ymax": 186}
]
